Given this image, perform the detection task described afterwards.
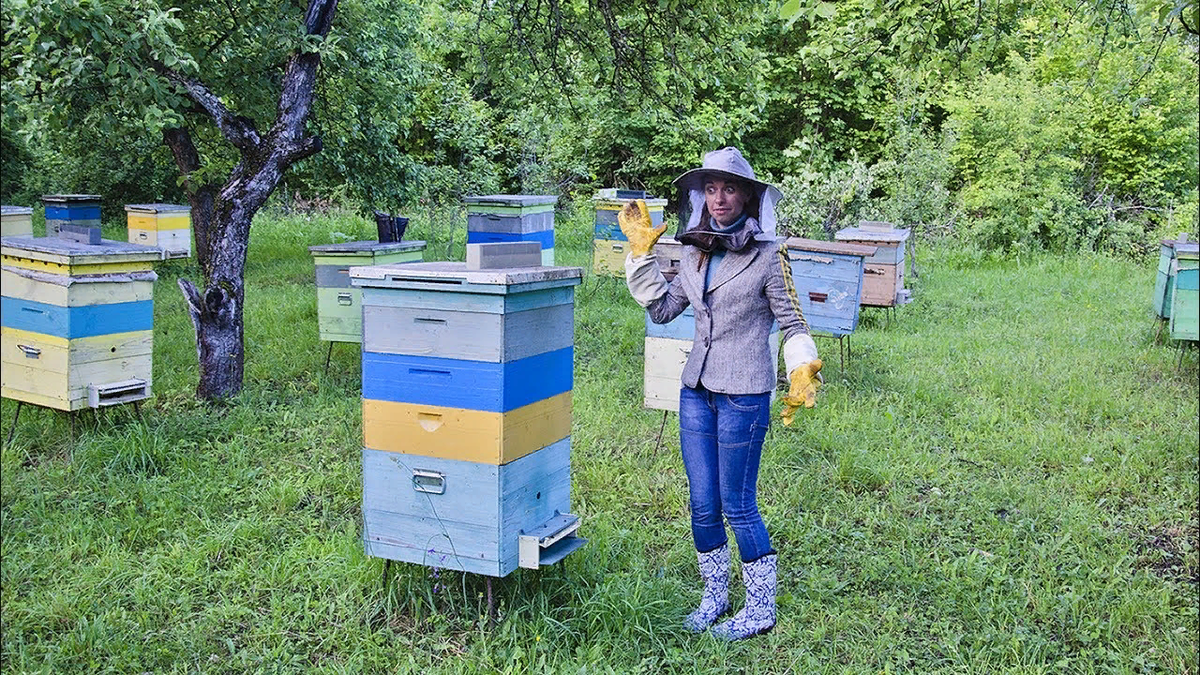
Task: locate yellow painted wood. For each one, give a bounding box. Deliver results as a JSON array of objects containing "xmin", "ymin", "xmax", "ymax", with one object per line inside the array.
[
  {"xmin": 1, "ymin": 346, "xmax": 153, "ymax": 411},
  {"xmin": 1, "ymin": 269, "xmax": 153, "ymax": 307},
  {"xmin": 128, "ymin": 213, "xmax": 191, "ymax": 231},
  {"xmin": 2, "ymin": 328, "xmax": 153, "ymax": 373},
  {"xmin": 2, "ymin": 214, "xmax": 33, "ymax": 237},
  {"xmin": 1, "ymin": 254, "xmax": 154, "ymax": 276},
  {"xmin": 592, "ymin": 239, "xmax": 629, "ymax": 276},
  {"xmin": 363, "ymin": 391, "xmax": 572, "ymax": 464}
]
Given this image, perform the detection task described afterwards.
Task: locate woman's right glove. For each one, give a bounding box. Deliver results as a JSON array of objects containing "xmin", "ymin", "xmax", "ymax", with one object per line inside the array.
[{"xmin": 618, "ymin": 199, "xmax": 667, "ymax": 257}]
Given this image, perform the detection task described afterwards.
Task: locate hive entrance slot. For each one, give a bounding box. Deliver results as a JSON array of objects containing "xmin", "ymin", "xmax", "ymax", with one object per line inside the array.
[
  {"xmin": 518, "ymin": 513, "xmax": 587, "ymax": 570},
  {"xmin": 87, "ymin": 379, "xmax": 150, "ymax": 408}
]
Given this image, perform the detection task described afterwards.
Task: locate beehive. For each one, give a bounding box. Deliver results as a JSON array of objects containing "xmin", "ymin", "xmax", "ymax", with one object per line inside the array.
[
  {"xmin": 125, "ymin": 204, "xmax": 192, "ymax": 258},
  {"xmin": 1169, "ymin": 243, "xmax": 1198, "ymax": 342},
  {"xmin": 350, "ymin": 259, "xmax": 586, "ymax": 576},
  {"xmin": 2, "ymin": 205, "xmax": 33, "ymax": 237},
  {"xmin": 652, "ymin": 237, "xmax": 684, "ymax": 282},
  {"xmin": 834, "ymin": 222, "xmax": 911, "ymax": 307},
  {"xmin": 1, "ymin": 236, "xmax": 161, "ymax": 411},
  {"xmin": 785, "ymin": 238, "xmax": 876, "ymax": 337},
  {"xmin": 307, "ymin": 240, "xmax": 427, "ymax": 343},
  {"xmin": 464, "ymin": 195, "xmax": 557, "ymax": 266},
  {"xmin": 644, "ymin": 307, "xmax": 779, "ymax": 412},
  {"xmin": 42, "ymin": 195, "xmax": 101, "ymax": 236},
  {"xmin": 1153, "ymin": 237, "xmax": 1194, "ymax": 320},
  {"xmin": 592, "ymin": 194, "xmax": 667, "ymax": 276}
]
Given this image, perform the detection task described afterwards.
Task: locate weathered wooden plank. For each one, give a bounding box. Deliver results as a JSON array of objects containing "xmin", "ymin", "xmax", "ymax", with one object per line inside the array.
[
  {"xmin": 362, "ymin": 392, "xmax": 572, "ymax": 464},
  {"xmin": 785, "ymin": 237, "xmax": 878, "ymax": 257},
  {"xmin": 1, "ymin": 268, "xmax": 154, "ymax": 307},
  {"xmin": 2, "ymin": 328, "xmax": 153, "ymax": 375},
  {"xmin": 362, "ymin": 302, "xmax": 574, "ymax": 362},
  {"xmin": 0, "ymin": 297, "xmax": 154, "ymax": 339},
  {"xmin": 541, "ymin": 248, "xmax": 555, "ymax": 266},
  {"xmin": 1, "ymin": 207, "xmax": 33, "ymax": 237},
  {"xmin": 363, "ymin": 448, "xmax": 500, "ymax": 525},
  {"xmin": 349, "ymin": 261, "xmax": 582, "ymax": 290},
  {"xmin": 467, "ymin": 211, "xmax": 554, "ymax": 234},
  {"xmin": 463, "ymin": 194, "xmax": 558, "ymax": 209},
  {"xmin": 498, "ymin": 440, "xmax": 573, "ymax": 571},
  {"xmin": 361, "ymin": 347, "xmax": 573, "ymax": 411},
  {"xmin": 360, "ymin": 285, "xmax": 573, "ymax": 314},
  {"xmin": 861, "ymin": 263, "xmax": 903, "ymax": 307},
  {"xmin": 0, "ymin": 353, "xmax": 152, "ymax": 411},
  {"xmin": 466, "ymin": 242, "xmax": 542, "ymax": 270}
]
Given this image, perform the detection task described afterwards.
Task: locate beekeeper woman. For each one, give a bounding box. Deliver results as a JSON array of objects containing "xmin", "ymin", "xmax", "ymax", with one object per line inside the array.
[{"xmin": 618, "ymin": 147, "xmax": 822, "ymax": 640}]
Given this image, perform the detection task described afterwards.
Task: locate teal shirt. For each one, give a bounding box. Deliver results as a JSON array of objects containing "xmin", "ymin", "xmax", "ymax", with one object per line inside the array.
[{"xmin": 702, "ymin": 212, "xmax": 748, "ymax": 293}]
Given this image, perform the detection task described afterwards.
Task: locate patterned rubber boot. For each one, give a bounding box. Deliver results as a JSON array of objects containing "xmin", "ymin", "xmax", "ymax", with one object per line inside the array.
[
  {"xmin": 683, "ymin": 544, "xmax": 731, "ymax": 632},
  {"xmin": 712, "ymin": 553, "xmax": 776, "ymax": 640}
]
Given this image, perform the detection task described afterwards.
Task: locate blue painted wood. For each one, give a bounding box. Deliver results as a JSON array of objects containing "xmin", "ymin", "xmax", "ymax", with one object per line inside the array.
[
  {"xmin": 0, "ymin": 297, "xmax": 154, "ymax": 339},
  {"xmin": 789, "ymin": 250, "xmax": 865, "ymax": 336},
  {"xmin": 360, "ymin": 285, "xmax": 574, "ymax": 314},
  {"xmin": 45, "ymin": 204, "xmax": 101, "ymax": 221},
  {"xmin": 466, "ymin": 229, "xmax": 554, "ymax": 249},
  {"xmin": 362, "ymin": 438, "xmax": 572, "ymax": 577},
  {"xmin": 645, "ymin": 307, "xmax": 695, "ymax": 340},
  {"xmin": 362, "ymin": 347, "xmax": 573, "ymax": 412}
]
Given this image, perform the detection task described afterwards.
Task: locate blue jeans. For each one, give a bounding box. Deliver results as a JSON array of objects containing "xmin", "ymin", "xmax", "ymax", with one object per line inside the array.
[{"xmin": 678, "ymin": 385, "xmax": 774, "ymax": 562}]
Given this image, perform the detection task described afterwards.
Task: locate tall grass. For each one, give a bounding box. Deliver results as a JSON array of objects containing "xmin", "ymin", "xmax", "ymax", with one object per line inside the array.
[{"xmin": 2, "ymin": 205, "xmax": 1196, "ymax": 673}]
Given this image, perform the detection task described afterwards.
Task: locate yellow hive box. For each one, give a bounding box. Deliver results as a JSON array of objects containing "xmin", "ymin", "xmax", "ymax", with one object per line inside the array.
[
  {"xmin": 125, "ymin": 203, "xmax": 192, "ymax": 258},
  {"xmin": 1, "ymin": 328, "xmax": 154, "ymax": 411},
  {"xmin": 363, "ymin": 391, "xmax": 572, "ymax": 464}
]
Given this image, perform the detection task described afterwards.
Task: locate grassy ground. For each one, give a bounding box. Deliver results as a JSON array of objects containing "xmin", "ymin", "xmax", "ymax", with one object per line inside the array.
[{"xmin": 2, "ymin": 206, "xmax": 1197, "ymax": 674}]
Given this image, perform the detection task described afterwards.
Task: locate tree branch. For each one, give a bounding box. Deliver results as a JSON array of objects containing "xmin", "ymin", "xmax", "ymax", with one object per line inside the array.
[{"xmin": 154, "ymin": 63, "xmax": 262, "ymax": 151}]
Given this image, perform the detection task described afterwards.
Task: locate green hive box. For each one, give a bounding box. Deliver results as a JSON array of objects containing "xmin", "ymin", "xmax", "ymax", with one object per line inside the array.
[
  {"xmin": 308, "ymin": 240, "xmax": 427, "ymax": 343},
  {"xmin": 1169, "ymin": 243, "xmax": 1198, "ymax": 342}
]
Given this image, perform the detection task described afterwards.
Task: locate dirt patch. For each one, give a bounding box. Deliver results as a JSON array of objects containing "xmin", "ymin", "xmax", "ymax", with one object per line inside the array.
[{"xmin": 1135, "ymin": 521, "xmax": 1199, "ymax": 585}]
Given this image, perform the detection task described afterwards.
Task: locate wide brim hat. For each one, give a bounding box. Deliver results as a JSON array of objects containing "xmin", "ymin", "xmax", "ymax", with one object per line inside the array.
[{"xmin": 671, "ymin": 146, "xmax": 782, "ymax": 241}]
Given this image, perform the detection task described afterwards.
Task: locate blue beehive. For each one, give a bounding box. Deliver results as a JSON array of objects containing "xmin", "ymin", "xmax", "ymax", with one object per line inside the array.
[
  {"xmin": 785, "ymin": 238, "xmax": 877, "ymax": 337},
  {"xmin": 465, "ymin": 195, "xmax": 557, "ymax": 266},
  {"xmin": 350, "ymin": 256, "xmax": 586, "ymax": 576},
  {"xmin": 42, "ymin": 194, "xmax": 101, "ymax": 237}
]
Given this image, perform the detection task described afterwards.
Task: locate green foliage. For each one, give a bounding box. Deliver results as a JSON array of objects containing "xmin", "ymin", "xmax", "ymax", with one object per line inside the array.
[
  {"xmin": 1, "ymin": 211, "xmax": 1197, "ymax": 672},
  {"xmin": 775, "ymin": 155, "xmax": 883, "ymax": 239}
]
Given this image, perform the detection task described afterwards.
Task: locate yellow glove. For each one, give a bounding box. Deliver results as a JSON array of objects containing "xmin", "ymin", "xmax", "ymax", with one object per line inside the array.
[
  {"xmin": 780, "ymin": 359, "xmax": 823, "ymax": 426},
  {"xmin": 618, "ymin": 199, "xmax": 667, "ymax": 258}
]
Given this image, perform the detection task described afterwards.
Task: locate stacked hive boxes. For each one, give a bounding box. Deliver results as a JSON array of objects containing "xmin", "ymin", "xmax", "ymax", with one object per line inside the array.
[
  {"xmin": 784, "ymin": 238, "xmax": 876, "ymax": 337},
  {"xmin": 125, "ymin": 204, "xmax": 193, "ymax": 258},
  {"xmin": 2, "ymin": 206, "xmax": 33, "ymax": 237},
  {"xmin": 1153, "ymin": 237, "xmax": 1194, "ymax": 321},
  {"xmin": 465, "ymin": 195, "xmax": 557, "ymax": 266},
  {"xmin": 1169, "ymin": 243, "xmax": 1198, "ymax": 342},
  {"xmin": 307, "ymin": 240, "xmax": 427, "ymax": 344},
  {"xmin": 1, "ymin": 236, "xmax": 161, "ymax": 410},
  {"xmin": 835, "ymin": 222, "xmax": 912, "ymax": 307},
  {"xmin": 42, "ymin": 195, "xmax": 101, "ymax": 236},
  {"xmin": 350, "ymin": 259, "xmax": 585, "ymax": 576},
  {"xmin": 592, "ymin": 192, "xmax": 667, "ymax": 276}
]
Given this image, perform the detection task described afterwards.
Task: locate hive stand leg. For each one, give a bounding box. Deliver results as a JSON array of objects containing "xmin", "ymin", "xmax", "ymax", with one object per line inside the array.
[
  {"xmin": 653, "ymin": 410, "xmax": 669, "ymax": 454},
  {"xmin": 5, "ymin": 401, "xmax": 23, "ymax": 446},
  {"xmin": 133, "ymin": 400, "xmax": 144, "ymax": 424},
  {"xmin": 323, "ymin": 342, "xmax": 335, "ymax": 377},
  {"xmin": 486, "ymin": 577, "xmax": 494, "ymax": 623},
  {"xmin": 382, "ymin": 559, "xmax": 392, "ymax": 593},
  {"xmin": 67, "ymin": 410, "xmax": 76, "ymax": 443}
]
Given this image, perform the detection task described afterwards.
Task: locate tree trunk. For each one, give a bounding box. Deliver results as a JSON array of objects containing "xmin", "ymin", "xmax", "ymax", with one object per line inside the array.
[{"xmin": 160, "ymin": 0, "xmax": 338, "ymax": 401}]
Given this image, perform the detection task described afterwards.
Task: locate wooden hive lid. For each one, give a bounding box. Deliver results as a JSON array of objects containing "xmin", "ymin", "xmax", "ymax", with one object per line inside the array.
[
  {"xmin": 463, "ymin": 194, "xmax": 558, "ymax": 207},
  {"xmin": 1174, "ymin": 242, "xmax": 1199, "ymax": 259},
  {"xmin": 124, "ymin": 203, "xmax": 191, "ymax": 214},
  {"xmin": 784, "ymin": 237, "xmax": 878, "ymax": 257},
  {"xmin": 349, "ymin": 260, "xmax": 582, "ymax": 293},
  {"xmin": 2, "ymin": 205, "xmax": 33, "ymax": 216},
  {"xmin": 835, "ymin": 225, "xmax": 911, "ymax": 243},
  {"xmin": 308, "ymin": 239, "xmax": 427, "ymax": 254},
  {"xmin": 593, "ymin": 195, "xmax": 668, "ymax": 209},
  {"xmin": 41, "ymin": 194, "xmax": 101, "ymax": 204},
  {"xmin": 1, "ymin": 236, "xmax": 163, "ymax": 265}
]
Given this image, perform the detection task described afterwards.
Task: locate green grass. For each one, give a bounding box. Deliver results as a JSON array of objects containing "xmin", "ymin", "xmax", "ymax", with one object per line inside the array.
[{"xmin": 2, "ymin": 206, "xmax": 1197, "ymax": 674}]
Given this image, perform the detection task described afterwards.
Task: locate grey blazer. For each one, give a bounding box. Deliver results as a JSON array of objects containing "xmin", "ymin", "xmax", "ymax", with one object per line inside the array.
[{"xmin": 646, "ymin": 238, "xmax": 810, "ymax": 395}]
